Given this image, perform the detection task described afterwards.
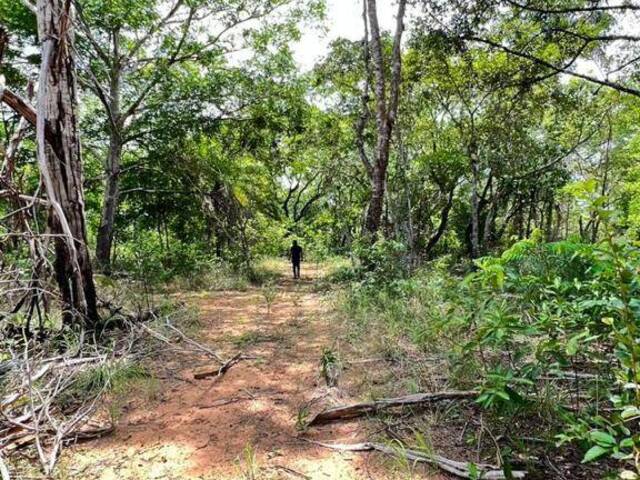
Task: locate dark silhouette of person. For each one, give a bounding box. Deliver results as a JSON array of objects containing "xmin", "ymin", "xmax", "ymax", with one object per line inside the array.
[{"xmin": 289, "ymin": 240, "xmax": 303, "ymax": 279}]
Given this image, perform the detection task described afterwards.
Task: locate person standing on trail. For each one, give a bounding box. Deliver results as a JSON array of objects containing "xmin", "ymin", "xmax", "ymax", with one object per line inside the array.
[{"xmin": 289, "ymin": 240, "xmax": 303, "ymax": 279}]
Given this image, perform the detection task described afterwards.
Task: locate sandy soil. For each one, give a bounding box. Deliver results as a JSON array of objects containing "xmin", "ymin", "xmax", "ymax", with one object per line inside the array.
[{"xmin": 62, "ymin": 263, "xmax": 445, "ymax": 480}]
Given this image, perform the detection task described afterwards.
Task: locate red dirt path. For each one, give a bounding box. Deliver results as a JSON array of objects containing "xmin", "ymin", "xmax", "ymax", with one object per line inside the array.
[{"xmin": 64, "ymin": 263, "xmax": 444, "ymax": 479}]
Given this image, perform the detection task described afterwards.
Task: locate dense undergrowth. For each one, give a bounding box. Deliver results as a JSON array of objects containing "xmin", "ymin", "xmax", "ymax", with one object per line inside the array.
[
  {"xmin": 335, "ymin": 229, "xmax": 640, "ymax": 478},
  {"xmin": 0, "ymin": 272, "xmax": 204, "ymax": 476}
]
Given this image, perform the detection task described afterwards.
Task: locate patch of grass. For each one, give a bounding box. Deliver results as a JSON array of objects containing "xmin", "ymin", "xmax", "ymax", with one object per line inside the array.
[
  {"xmin": 322, "ymin": 256, "xmax": 352, "ymax": 274},
  {"xmin": 229, "ymin": 330, "xmax": 284, "ymax": 347},
  {"xmin": 166, "ymin": 261, "xmax": 251, "ymax": 292},
  {"xmin": 248, "ymin": 258, "xmax": 282, "ymax": 285},
  {"xmin": 237, "ymin": 443, "xmax": 260, "ymax": 480},
  {"xmin": 160, "ymin": 303, "xmax": 202, "ymax": 337},
  {"xmin": 387, "ymin": 439, "xmax": 415, "ymax": 478},
  {"xmin": 71, "ymin": 361, "xmax": 149, "ymax": 398},
  {"xmin": 320, "ymin": 347, "xmax": 341, "ymax": 387},
  {"xmin": 295, "ymin": 404, "xmax": 310, "ymax": 432},
  {"xmin": 59, "ymin": 360, "xmax": 156, "ymax": 423},
  {"xmin": 261, "ymin": 281, "xmax": 278, "ymax": 315}
]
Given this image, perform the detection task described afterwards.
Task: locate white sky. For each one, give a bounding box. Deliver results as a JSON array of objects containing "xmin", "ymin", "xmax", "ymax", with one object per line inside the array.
[{"xmin": 292, "ymin": 0, "xmax": 400, "ymax": 71}]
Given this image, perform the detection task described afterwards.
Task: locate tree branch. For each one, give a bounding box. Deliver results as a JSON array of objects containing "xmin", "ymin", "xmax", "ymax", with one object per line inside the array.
[
  {"xmin": 468, "ymin": 36, "xmax": 640, "ymax": 98},
  {"xmin": 19, "ymin": 0, "xmax": 37, "ymax": 14},
  {"xmin": 504, "ymin": 0, "xmax": 640, "ymax": 14},
  {"xmin": 0, "ymin": 88, "xmax": 61, "ymax": 158},
  {"xmin": 127, "ymin": 0, "xmax": 186, "ymax": 59}
]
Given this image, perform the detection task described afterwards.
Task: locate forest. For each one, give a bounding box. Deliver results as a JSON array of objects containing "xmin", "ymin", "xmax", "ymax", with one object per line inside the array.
[{"xmin": 1, "ymin": 0, "xmax": 640, "ymax": 478}]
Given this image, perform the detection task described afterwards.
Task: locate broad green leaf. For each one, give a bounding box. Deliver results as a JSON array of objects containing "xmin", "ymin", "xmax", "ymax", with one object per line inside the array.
[
  {"xmin": 582, "ymin": 445, "xmax": 609, "ymax": 463},
  {"xmin": 589, "ymin": 431, "xmax": 616, "ymax": 447}
]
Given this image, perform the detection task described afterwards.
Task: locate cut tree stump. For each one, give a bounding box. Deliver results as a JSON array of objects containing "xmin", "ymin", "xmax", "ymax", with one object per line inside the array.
[
  {"xmin": 311, "ymin": 441, "xmax": 526, "ymax": 479},
  {"xmin": 307, "ymin": 390, "xmax": 478, "ymax": 426}
]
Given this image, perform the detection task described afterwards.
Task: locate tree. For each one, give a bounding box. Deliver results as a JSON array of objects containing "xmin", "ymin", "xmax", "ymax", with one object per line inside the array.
[
  {"xmin": 421, "ymin": 0, "xmax": 640, "ymax": 98},
  {"xmin": 360, "ymin": 0, "xmax": 407, "ymax": 236},
  {"xmin": 75, "ymin": 0, "xmax": 317, "ymax": 272},
  {"xmin": 1, "ymin": 0, "xmax": 99, "ymax": 324}
]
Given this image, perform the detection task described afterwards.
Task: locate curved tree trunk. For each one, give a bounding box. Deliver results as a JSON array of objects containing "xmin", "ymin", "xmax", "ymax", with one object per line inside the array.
[{"xmin": 425, "ymin": 186, "xmax": 456, "ymax": 258}]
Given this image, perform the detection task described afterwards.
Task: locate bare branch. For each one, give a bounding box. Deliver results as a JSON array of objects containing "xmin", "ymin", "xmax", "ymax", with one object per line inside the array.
[
  {"xmin": 19, "ymin": 0, "xmax": 37, "ymax": 14},
  {"xmin": 0, "ymin": 88, "xmax": 62, "ymax": 158},
  {"xmin": 127, "ymin": 0, "xmax": 186, "ymax": 59}
]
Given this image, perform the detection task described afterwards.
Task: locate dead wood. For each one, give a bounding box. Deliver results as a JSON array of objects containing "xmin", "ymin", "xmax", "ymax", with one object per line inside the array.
[
  {"xmin": 197, "ymin": 397, "xmax": 247, "ymax": 409},
  {"xmin": 164, "ymin": 321, "xmax": 224, "ymax": 363},
  {"xmin": 194, "ymin": 352, "xmax": 243, "ymax": 380},
  {"xmin": 1, "ymin": 363, "xmax": 52, "ymax": 408},
  {"xmin": 0, "ymin": 453, "xmax": 9, "ymax": 480},
  {"xmin": 1, "ymin": 422, "xmax": 113, "ymax": 453},
  {"xmin": 61, "ymin": 423, "xmax": 114, "ymax": 445},
  {"xmin": 310, "ymin": 441, "xmax": 526, "ymax": 479},
  {"xmin": 307, "ymin": 390, "xmax": 478, "ymax": 426},
  {"xmin": 268, "ymin": 465, "xmax": 311, "ymax": 479}
]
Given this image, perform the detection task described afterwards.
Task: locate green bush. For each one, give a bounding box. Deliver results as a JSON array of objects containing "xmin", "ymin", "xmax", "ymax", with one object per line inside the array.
[{"xmin": 338, "ymin": 227, "xmax": 640, "ymax": 476}]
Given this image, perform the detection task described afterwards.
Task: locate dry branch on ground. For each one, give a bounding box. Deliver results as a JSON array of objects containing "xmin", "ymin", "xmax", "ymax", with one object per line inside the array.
[
  {"xmin": 311, "ymin": 441, "xmax": 526, "ymax": 479},
  {"xmin": 307, "ymin": 390, "xmax": 478, "ymax": 426},
  {"xmin": 193, "ymin": 352, "xmax": 244, "ymax": 380}
]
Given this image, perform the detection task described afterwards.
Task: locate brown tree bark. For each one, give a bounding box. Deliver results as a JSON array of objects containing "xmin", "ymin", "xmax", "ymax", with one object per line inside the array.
[
  {"xmin": 425, "ymin": 186, "xmax": 456, "ymax": 258},
  {"xmin": 95, "ymin": 128, "xmax": 122, "ymax": 272},
  {"xmin": 94, "ymin": 30, "xmax": 124, "ymax": 273},
  {"xmin": 362, "ymin": 0, "xmax": 407, "ymax": 237},
  {"xmin": 36, "ymin": 0, "xmax": 99, "ymax": 325},
  {"xmin": 469, "ymin": 140, "xmax": 481, "ymax": 258}
]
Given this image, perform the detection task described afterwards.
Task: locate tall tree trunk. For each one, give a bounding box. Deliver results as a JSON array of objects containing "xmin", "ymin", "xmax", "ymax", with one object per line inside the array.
[
  {"xmin": 96, "ymin": 130, "xmax": 122, "ymax": 272},
  {"xmin": 365, "ymin": 167, "xmax": 387, "ymax": 234},
  {"xmin": 545, "ymin": 197, "xmax": 554, "ymax": 241},
  {"xmin": 425, "ymin": 186, "xmax": 456, "ymax": 258},
  {"xmin": 397, "ymin": 128, "xmax": 416, "ymax": 267},
  {"xmin": 469, "ymin": 140, "xmax": 480, "ymax": 258},
  {"xmin": 36, "ymin": 0, "xmax": 98, "ymax": 325},
  {"xmin": 95, "ymin": 35, "xmax": 122, "ymax": 273},
  {"xmin": 362, "ymin": 0, "xmax": 407, "ymax": 237}
]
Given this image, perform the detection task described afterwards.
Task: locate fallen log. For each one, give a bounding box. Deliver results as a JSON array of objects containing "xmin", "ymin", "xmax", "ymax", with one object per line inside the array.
[
  {"xmin": 194, "ymin": 352, "xmax": 243, "ymax": 380},
  {"xmin": 307, "ymin": 390, "xmax": 478, "ymax": 426},
  {"xmin": 311, "ymin": 441, "xmax": 526, "ymax": 479}
]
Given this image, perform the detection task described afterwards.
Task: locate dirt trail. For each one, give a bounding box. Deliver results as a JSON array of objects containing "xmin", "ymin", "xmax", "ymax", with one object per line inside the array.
[{"xmin": 66, "ymin": 263, "xmax": 413, "ymax": 479}]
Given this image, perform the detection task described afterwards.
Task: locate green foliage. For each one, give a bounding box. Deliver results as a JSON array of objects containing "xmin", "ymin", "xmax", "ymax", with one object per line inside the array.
[
  {"xmin": 352, "ymin": 237, "xmax": 410, "ymax": 287},
  {"xmin": 339, "ymin": 202, "xmax": 640, "ymax": 475},
  {"xmin": 238, "ymin": 443, "xmax": 259, "ymax": 480},
  {"xmin": 320, "ymin": 347, "xmax": 340, "ymax": 387},
  {"xmin": 59, "ymin": 361, "xmax": 151, "ymax": 411},
  {"xmin": 3, "ymin": 1, "xmax": 640, "ymax": 476},
  {"xmin": 114, "ymin": 233, "xmax": 214, "ymax": 284},
  {"xmin": 261, "ymin": 280, "xmax": 278, "ymax": 314},
  {"xmin": 295, "ymin": 404, "xmax": 310, "ymax": 432}
]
